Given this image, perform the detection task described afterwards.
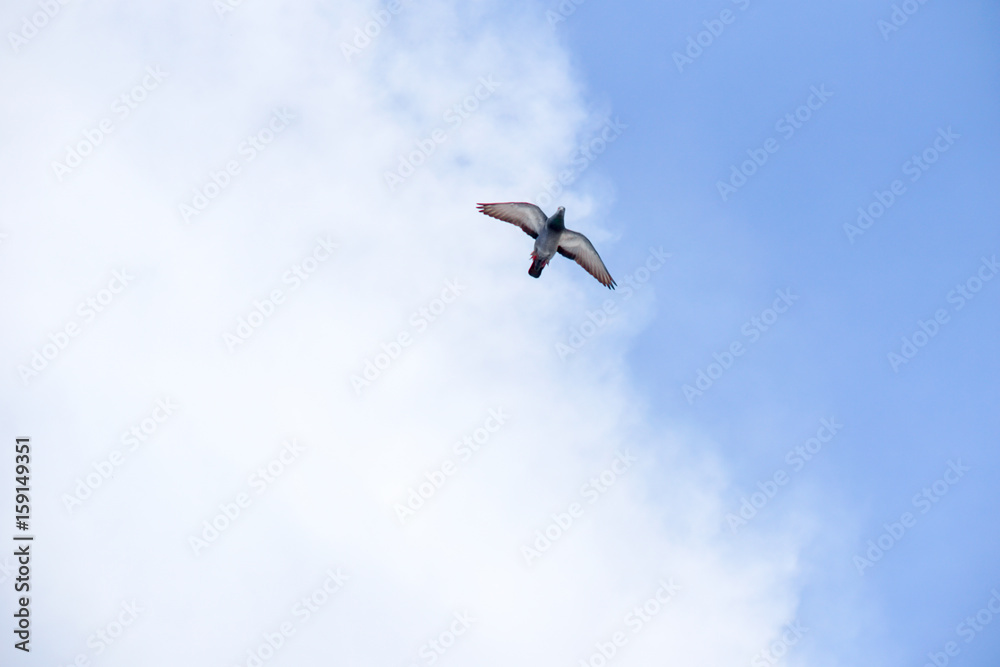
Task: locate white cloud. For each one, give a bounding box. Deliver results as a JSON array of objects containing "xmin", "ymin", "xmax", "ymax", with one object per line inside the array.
[{"xmin": 1, "ymin": 1, "xmax": 809, "ymax": 664}]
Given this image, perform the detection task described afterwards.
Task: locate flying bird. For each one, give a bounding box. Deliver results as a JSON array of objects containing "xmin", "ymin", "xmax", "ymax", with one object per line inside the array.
[{"xmin": 477, "ymin": 202, "xmax": 616, "ymax": 289}]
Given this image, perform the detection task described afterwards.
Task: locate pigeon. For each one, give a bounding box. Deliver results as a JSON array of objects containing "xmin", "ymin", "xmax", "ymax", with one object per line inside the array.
[{"xmin": 477, "ymin": 202, "xmax": 616, "ymax": 289}]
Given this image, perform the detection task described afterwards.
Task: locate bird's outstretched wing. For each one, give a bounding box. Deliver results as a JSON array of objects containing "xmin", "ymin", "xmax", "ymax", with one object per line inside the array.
[
  {"xmin": 477, "ymin": 202, "xmax": 546, "ymax": 239},
  {"xmin": 557, "ymin": 230, "xmax": 616, "ymax": 289}
]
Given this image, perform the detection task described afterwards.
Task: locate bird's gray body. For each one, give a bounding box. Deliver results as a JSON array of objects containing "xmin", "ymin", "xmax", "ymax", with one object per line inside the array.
[
  {"xmin": 476, "ymin": 202, "xmax": 616, "ymax": 289},
  {"xmin": 532, "ymin": 207, "xmax": 566, "ymax": 265}
]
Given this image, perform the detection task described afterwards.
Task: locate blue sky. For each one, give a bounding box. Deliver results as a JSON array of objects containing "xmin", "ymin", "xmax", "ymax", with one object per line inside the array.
[
  {"xmin": 556, "ymin": 0, "xmax": 1000, "ymax": 664},
  {"xmin": 1, "ymin": 0, "xmax": 998, "ymax": 665}
]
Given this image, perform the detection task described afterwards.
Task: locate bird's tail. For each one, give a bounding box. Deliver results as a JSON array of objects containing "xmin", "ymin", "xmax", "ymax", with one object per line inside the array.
[{"xmin": 528, "ymin": 256, "xmax": 545, "ymax": 279}]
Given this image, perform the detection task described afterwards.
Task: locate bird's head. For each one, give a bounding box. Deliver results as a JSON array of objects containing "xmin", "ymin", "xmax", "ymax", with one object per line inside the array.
[{"xmin": 549, "ymin": 206, "xmax": 566, "ymax": 228}]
